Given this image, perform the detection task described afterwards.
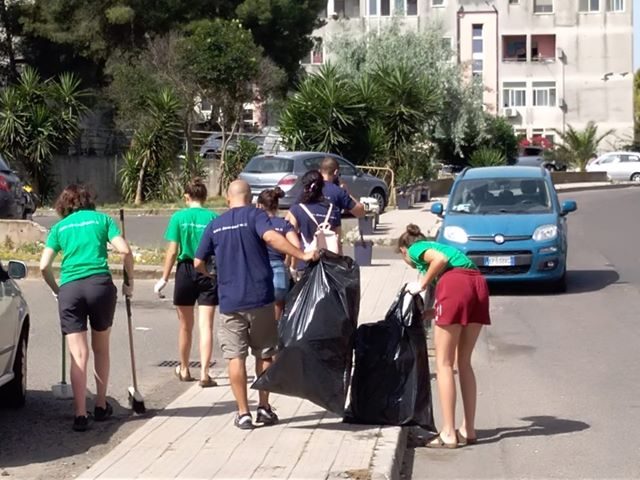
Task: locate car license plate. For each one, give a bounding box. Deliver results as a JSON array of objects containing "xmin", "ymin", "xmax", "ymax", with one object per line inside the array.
[{"xmin": 484, "ymin": 256, "xmax": 515, "ymax": 267}]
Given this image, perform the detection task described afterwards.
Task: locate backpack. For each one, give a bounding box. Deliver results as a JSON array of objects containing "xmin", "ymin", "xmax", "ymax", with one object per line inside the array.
[{"xmin": 298, "ymin": 203, "xmax": 340, "ymax": 254}]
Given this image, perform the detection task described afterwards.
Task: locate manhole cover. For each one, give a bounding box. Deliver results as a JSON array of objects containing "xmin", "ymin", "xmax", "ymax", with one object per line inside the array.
[{"xmin": 157, "ymin": 360, "xmax": 216, "ymax": 368}]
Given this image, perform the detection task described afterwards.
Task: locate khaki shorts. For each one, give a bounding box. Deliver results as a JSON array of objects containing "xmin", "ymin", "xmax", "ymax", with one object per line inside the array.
[{"xmin": 218, "ymin": 304, "xmax": 278, "ymax": 360}]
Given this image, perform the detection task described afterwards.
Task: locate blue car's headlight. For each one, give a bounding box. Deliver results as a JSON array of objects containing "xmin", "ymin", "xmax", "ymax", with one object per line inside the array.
[
  {"xmin": 533, "ymin": 224, "xmax": 558, "ymax": 242},
  {"xmin": 443, "ymin": 226, "xmax": 468, "ymax": 244}
]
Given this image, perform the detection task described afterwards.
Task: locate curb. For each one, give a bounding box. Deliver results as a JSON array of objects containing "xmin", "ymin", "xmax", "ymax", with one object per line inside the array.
[
  {"xmin": 371, "ymin": 426, "xmax": 409, "ymax": 480},
  {"xmin": 554, "ymin": 182, "xmax": 640, "ymax": 193},
  {"xmin": 25, "ymin": 263, "xmax": 166, "ymax": 280}
]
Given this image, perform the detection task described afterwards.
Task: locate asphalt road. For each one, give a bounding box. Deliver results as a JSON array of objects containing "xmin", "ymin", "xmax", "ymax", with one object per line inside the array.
[
  {"xmin": 403, "ymin": 187, "xmax": 640, "ymax": 479},
  {"xmin": 0, "ymin": 280, "xmax": 223, "ymax": 480}
]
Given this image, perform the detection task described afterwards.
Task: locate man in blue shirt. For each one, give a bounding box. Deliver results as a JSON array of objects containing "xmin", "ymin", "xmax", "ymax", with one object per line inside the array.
[
  {"xmin": 320, "ymin": 157, "xmax": 366, "ymax": 220},
  {"xmin": 195, "ymin": 180, "xmax": 317, "ymax": 430}
]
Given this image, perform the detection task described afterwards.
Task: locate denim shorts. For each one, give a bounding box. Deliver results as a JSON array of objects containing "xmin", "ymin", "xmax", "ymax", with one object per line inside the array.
[{"xmin": 270, "ymin": 259, "xmax": 290, "ymax": 302}]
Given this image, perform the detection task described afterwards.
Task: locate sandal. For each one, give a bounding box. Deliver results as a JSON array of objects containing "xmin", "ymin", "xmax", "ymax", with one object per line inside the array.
[
  {"xmin": 456, "ymin": 429, "xmax": 478, "ymax": 446},
  {"xmin": 198, "ymin": 376, "xmax": 218, "ymax": 388},
  {"xmin": 174, "ymin": 366, "xmax": 194, "ymax": 382},
  {"xmin": 425, "ymin": 433, "xmax": 458, "ymax": 449}
]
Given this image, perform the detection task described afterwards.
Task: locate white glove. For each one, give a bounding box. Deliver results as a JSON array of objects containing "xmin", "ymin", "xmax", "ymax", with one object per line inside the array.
[
  {"xmin": 154, "ymin": 278, "xmax": 168, "ymax": 294},
  {"xmin": 406, "ymin": 281, "xmax": 424, "ymax": 295}
]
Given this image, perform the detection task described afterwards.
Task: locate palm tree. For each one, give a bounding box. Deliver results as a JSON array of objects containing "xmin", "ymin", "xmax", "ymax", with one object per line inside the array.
[
  {"xmin": 553, "ymin": 122, "xmax": 614, "ymax": 172},
  {"xmin": 469, "ymin": 147, "xmax": 506, "ymax": 168},
  {"xmin": 0, "ymin": 67, "xmax": 87, "ymax": 199},
  {"xmin": 129, "ymin": 88, "xmax": 182, "ymax": 205}
]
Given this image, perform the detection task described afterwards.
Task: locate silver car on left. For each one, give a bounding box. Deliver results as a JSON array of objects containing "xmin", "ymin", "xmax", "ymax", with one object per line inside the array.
[{"xmin": 0, "ymin": 261, "xmax": 30, "ymax": 407}]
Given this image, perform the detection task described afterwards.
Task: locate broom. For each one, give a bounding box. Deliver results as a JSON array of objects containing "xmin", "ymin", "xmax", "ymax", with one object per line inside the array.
[{"xmin": 119, "ymin": 209, "xmax": 146, "ymax": 414}]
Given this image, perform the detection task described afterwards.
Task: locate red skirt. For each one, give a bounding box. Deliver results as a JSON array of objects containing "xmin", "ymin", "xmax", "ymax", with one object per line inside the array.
[{"xmin": 434, "ymin": 268, "xmax": 491, "ymax": 327}]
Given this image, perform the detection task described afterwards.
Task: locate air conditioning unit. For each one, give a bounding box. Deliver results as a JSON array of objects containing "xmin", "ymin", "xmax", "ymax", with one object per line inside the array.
[{"xmin": 503, "ymin": 108, "xmax": 518, "ymax": 118}]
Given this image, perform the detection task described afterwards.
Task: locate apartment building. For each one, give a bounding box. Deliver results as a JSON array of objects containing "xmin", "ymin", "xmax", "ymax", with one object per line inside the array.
[{"xmin": 304, "ymin": 0, "xmax": 634, "ymax": 146}]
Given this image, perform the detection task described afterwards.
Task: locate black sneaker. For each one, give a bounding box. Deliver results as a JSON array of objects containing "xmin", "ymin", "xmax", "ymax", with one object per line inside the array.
[
  {"xmin": 234, "ymin": 413, "xmax": 254, "ymax": 430},
  {"xmin": 94, "ymin": 402, "xmax": 113, "ymax": 422},
  {"xmin": 256, "ymin": 405, "xmax": 279, "ymax": 426},
  {"xmin": 73, "ymin": 415, "xmax": 89, "ymax": 432}
]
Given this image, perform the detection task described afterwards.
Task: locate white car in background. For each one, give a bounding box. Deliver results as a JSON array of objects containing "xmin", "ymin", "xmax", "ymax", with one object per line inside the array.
[{"xmin": 586, "ymin": 151, "xmax": 640, "ymax": 182}]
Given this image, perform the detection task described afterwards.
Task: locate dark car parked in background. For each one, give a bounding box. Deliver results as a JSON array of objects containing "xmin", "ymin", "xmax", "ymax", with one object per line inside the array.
[
  {"xmin": 0, "ymin": 155, "xmax": 36, "ymax": 220},
  {"xmin": 239, "ymin": 152, "xmax": 389, "ymax": 211}
]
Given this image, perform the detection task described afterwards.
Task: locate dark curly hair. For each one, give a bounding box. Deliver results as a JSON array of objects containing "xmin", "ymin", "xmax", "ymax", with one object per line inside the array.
[
  {"xmin": 185, "ymin": 177, "xmax": 208, "ymax": 202},
  {"xmin": 257, "ymin": 187, "xmax": 285, "ymax": 212},
  {"xmin": 55, "ymin": 184, "xmax": 96, "ymax": 218},
  {"xmin": 298, "ymin": 170, "xmax": 325, "ymax": 204}
]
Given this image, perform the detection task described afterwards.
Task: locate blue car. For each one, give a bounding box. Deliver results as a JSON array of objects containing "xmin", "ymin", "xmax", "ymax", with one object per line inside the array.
[{"xmin": 430, "ymin": 166, "xmax": 577, "ymax": 291}]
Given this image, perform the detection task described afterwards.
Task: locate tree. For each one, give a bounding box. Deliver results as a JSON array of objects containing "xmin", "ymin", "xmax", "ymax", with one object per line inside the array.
[
  {"xmin": 178, "ymin": 18, "xmax": 269, "ymax": 194},
  {"xmin": 469, "ymin": 147, "xmax": 507, "ymax": 167},
  {"xmin": 121, "ymin": 88, "xmax": 182, "ymax": 205},
  {"xmin": 0, "ymin": 67, "xmax": 87, "ymax": 199},
  {"xmin": 553, "ymin": 122, "xmax": 614, "ymax": 172},
  {"xmin": 329, "ymin": 20, "xmax": 484, "ymax": 165}
]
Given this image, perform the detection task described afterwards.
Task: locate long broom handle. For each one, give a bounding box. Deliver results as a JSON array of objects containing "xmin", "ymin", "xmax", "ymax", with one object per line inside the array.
[{"xmin": 119, "ymin": 209, "xmax": 139, "ymax": 391}]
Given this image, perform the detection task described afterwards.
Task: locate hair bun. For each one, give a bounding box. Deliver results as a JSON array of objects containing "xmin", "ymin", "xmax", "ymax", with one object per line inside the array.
[
  {"xmin": 406, "ymin": 224, "xmax": 422, "ymax": 236},
  {"xmin": 273, "ymin": 186, "xmax": 285, "ymax": 199}
]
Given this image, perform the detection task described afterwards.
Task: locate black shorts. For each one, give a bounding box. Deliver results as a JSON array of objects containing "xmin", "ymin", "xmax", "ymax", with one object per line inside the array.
[
  {"xmin": 58, "ymin": 274, "xmax": 117, "ymax": 335},
  {"xmin": 174, "ymin": 261, "xmax": 218, "ymax": 307}
]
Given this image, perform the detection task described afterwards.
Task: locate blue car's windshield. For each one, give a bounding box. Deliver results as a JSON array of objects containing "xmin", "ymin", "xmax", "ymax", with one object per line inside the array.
[{"xmin": 449, "ymin": 178, "xmax": 553, "ymax": 214}]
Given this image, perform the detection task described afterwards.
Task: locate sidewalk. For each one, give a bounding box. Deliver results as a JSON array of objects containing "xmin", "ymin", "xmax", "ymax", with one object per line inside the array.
[{"xmin": 80, "ymin": 259, "xmax": 419, "ymax": 480}]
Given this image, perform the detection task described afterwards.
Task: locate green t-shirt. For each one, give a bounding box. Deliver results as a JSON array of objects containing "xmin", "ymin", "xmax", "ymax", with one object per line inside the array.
[
  {"xmin": 408, "ymin": 240, "xmax": 477, "ymax": 275},
  {"xmin": 164, "ymin": 207, "xmax": 219, "ymax": 262},
  {"xmin": 46, "ymin": 210, "xmax": 121, "ymax": 286}
]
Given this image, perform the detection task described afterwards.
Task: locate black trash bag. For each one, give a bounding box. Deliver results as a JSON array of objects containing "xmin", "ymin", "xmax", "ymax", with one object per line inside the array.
[
  {"xmin": 344, "ymin": 287, "xmax": 435, "ymax": 430},
  {"xmin": 252, "ymin": 251, "xmax": 360, "ymax": 415}
]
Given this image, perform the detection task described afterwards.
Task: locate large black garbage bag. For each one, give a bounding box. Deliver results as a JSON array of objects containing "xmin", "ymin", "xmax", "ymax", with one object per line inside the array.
[
  {"xmin": 252, "ymin": 251, "xmax": 360, "ymax": 415},
  {"xmin": 344, "ymin": 287, "xmax": 435, "ymax": 430}
]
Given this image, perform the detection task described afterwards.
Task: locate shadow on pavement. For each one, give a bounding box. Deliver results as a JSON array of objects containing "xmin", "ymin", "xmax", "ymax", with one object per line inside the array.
[
  {"xmin": 0, "ymin": 391, "xmax": 140, "ymax": 468},
  {"xmin": 475, "ymin": 415, "xmax": 590, "ymax": 444},
  {"xmin": 155, "ymin": 400, "xmax": 237, "ymax": 418},
  {"xmin": 489, "ymin": 269, "xmax": 620, "ymax": 297}
]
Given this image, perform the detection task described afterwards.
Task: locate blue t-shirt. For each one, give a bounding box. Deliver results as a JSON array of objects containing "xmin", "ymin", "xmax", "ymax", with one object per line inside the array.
[
  {"xmin": 290, "ymin": 201, "xmax": 341, "ymax": 250},
  {"xmin": 195, "ymin": 206, "xmax": 275, "ymax": 314},
  {"xmin": 322, "ymin": 182, "xmax": 356, "ymax": 226},
  {"xmin": 267, "ymin": 216, "xmax": 294, "ymax": 263}
]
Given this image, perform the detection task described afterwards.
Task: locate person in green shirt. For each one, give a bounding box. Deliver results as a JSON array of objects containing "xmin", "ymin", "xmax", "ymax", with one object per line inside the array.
[
  {"xmin": 154, "ymin": 178, "xmax": 219, "ymax": 387},
  {"xmin": 40, "ymin": 185, "xmax": 134, "ymax": 432},
  {"xmin": 397, "ymin": 223, "xmax": 491, "ymax": 449}
]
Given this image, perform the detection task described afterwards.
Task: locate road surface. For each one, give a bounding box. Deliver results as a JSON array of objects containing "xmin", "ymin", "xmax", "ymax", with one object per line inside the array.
[{"xmin": 403, "ymin": 187, "xmax": 640, "ymax": 479}]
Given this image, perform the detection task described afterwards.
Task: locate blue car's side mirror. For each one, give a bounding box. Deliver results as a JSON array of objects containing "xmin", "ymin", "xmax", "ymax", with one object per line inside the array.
[
  {"xmin": 561, "ymin": 200, "xmax": 577, "ymax": 215},
  {"xmin": 431, "ymin": 202, "xmax": 444, "ymax": 216}
]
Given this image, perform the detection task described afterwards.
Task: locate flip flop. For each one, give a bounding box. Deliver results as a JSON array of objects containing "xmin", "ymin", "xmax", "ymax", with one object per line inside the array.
[
  {"xmin": 456, "ymin": 429, "xmax": 478, "ymax": 446},
  {"xmin": 174, "ymin": 366, "xmax": 194, "ymax": 382},
  {"xmin": 198, "ymin": 376, "xmax": 218, "ymax": 388},
  {"xmin": 425, "ymin": 433, "xmax": 458, "ymax": 449}
]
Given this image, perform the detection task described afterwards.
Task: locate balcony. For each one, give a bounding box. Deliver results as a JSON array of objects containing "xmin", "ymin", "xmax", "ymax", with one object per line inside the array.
[
  {"xmin": 503, "ymin": 35, "xmax": 527, "ymax": 62},
  {"xmin": 531, "ymin": 35, "xmax": 556, "ymax": 63}
]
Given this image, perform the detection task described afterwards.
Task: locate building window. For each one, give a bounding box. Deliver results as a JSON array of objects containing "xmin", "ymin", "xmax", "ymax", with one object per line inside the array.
[
  {"xmin": 368, "ymin": 0, "xmax": 391, "ymax": 15},
  {"xmin": 302, "ymin": 38, "xmax": 324, "ymax": 65},
  {"xmin": 531, "ymin": 35, "xmax": 556, "ymax": 62},
  {"xmin": 607, "ymin": 0, "xmax": 624, "ymax": 11},
  {"xmin": 579, "ymin": 0, "xmax": 600, "ymax": 12},
  {"xmin": 503, "ymin": 35, "xmax": 527, "ymax": 62},
  {"xmin": 472, "ymin": 24, "xmax": 483, "ymax": 78},
  {"xmin": 503, "ymin": 82, "xmax": 527, "ymax": 107},
  {"xmin": 533, "ymin": 0, "xmax": 553, "ymax": 13},
  {"xmin": 396, "ymin": 0, "xmax": 418, "ymax": 15},
  {"xmin": 432, "ymin": 0, "xmax": 445, "ymax": 6},
  {"xmin": 532, "ymin": 81, "xmax": 557, "ymax": 107}
]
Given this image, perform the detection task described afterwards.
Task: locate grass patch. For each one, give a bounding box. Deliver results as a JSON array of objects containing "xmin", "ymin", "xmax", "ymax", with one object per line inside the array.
[
  {"xmin": 0, "ymin": 241, "xmax": 167, "ymax": 266},
  {"xmin": 40, "ymin": 197, "xmax": 228, "ymax": 211}
]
